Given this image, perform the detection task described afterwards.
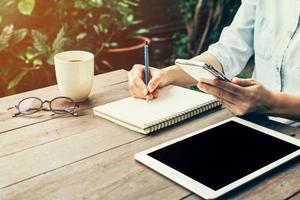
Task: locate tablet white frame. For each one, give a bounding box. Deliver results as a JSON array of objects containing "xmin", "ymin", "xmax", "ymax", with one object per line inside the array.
[{"xmin": 134, "ymin": 117, "xmax": 300, "ymax": 199}]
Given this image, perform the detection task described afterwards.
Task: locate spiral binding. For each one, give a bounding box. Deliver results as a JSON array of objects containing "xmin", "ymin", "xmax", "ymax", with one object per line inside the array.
[{"xmin": 145, "ymin": 100, "xmax": 221, "ymax": 133}]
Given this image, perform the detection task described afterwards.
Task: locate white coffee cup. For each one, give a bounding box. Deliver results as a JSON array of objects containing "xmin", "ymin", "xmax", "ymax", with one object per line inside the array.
[{"xmin": 54, "ymin": 50, "xmax": 94, "ymax": 102}]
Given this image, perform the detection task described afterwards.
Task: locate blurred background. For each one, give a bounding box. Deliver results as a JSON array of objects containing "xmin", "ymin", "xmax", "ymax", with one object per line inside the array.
[{"xmin": 0, "ymin": 0, "xmax": 242, "ymax": 97}]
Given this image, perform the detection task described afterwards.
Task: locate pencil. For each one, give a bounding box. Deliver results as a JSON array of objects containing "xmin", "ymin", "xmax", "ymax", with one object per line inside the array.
[{"xmin": 144, "ymin": 41, "xmax": 150, "ymax": 102}]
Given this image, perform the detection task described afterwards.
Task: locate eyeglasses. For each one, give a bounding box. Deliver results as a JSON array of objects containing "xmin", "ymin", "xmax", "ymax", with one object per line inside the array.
[{"xmin": 8, "ymin": 96, "xmax": 79, "ymax": 117}]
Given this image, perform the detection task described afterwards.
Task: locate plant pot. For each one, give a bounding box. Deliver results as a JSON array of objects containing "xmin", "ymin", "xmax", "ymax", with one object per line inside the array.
[{"xmin": 97, "ymin": 36, "xmax": 151, "ymax": 72}]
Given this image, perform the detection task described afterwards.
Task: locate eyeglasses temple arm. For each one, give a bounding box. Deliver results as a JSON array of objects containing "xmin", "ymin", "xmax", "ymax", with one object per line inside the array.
[
  {"xmin": 12, "ymin": 112, "xmax": 21, "ymax": 117},
  {"xmin": 7, "ymin": 105, "xmax": 18, "ymax": 111}
]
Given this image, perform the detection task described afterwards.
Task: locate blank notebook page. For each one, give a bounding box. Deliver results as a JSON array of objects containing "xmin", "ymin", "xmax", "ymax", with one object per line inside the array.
[{"xmin": 94, "ymin": 86, "xmax": 216, "ymax": 129}]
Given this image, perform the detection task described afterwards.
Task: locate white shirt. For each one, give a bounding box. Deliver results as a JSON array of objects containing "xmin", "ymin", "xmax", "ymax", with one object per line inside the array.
[{"xmin": 207, "ymin": 0, "xmax": 300, "ymax": 94}]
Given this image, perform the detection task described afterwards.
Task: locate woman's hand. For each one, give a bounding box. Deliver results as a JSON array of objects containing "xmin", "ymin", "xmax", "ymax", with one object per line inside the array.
[
  {"xmin": 197, "ymin": 77, "xmax": 276, "ymax": 116},
  {"xmin": 128, "ymin": 64, "xmax": 170, "ymax": 100}
]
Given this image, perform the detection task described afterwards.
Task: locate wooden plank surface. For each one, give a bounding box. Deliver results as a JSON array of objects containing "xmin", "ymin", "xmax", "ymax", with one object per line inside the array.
[
  {"xmin": 0, "ymin": 70, "xmax": 299, "ymax": 200},
  {"xmin": 0, "ymin": 70, "xmax": 230, "ymax": 199},
  {"xmin": 0, "ymin": 109, "xmax": 231, "ymax": 200},
  {"xmin": 0, "ymin": 70, "xmax": 128, "ymax": 134},
  {"xmin": 0, "ymin": 82, "xmax": 130, "ymax": 159}
]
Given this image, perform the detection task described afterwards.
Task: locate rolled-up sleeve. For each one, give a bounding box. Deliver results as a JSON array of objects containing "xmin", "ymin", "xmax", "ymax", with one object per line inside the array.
[{"xmin": 207, "ymin": 0, "xmax": 256, "ymax": 79}]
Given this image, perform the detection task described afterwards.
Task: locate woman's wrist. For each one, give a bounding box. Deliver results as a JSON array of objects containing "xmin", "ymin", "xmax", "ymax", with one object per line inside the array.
[
  {"xmin": 160, "ymin": 66, "xmax": 174, "ymax": 86},
  {"xmin": 268, "ymin": 92, "xmax": 286, "ymax": 115},
  {"xmin": 162, "ymin": 65, "xmax": 196, "ymax": 86},
  {"xmin": 161, "ymin": 65, "xmax": 180, "ymax": 86},
  {"xmin": 266, "ymin": 92, "xmax": 300, "ymax": 120}
]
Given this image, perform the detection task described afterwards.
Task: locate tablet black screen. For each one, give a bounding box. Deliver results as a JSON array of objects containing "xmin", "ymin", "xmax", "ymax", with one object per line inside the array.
[{"xmin": 148, "ymin": 121, "xmax": 299, "ymax": 190}]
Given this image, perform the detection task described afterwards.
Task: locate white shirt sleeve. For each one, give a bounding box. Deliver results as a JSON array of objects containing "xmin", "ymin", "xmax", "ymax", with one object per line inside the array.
[{"xmin": 206, "ymin": 0, "xmax": 257, "ymax": 79}]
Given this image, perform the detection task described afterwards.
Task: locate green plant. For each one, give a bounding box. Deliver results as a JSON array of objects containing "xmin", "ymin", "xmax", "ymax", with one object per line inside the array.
[
  {"xmin": 172, "ymin": 0, "xmax": 240, "ymax": 60},
  {"xmin": 0, "ymin": 0, "xmax": 139, "ymax": 97}
]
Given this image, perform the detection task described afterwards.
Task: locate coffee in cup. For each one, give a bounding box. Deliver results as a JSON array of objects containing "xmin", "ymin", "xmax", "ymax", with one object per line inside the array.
[{"xmin": 54, "ymin": 51, "xmax": 94, "ymax": 102}]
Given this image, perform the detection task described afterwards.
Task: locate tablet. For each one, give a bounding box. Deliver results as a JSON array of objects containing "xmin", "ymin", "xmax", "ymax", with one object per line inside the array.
[{"xmin": 135, "ymin": 117, "xmax": 300, "ymax": 199}]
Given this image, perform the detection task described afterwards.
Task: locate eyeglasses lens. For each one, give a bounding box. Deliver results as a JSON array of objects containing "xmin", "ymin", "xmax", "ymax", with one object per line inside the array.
[
  {"xmin": 51, "ymin": 97, "xmax": 76, "ymax": 114},
  {"xmin": 18, "ymin": 98, "xmax": 42, "ymax": 114}
]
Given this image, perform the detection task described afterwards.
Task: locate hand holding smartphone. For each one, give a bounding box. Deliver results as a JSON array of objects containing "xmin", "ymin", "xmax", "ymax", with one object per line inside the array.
[{"xmin": 175, "ymin": 59, "xmax": 230, "ymax": 84}]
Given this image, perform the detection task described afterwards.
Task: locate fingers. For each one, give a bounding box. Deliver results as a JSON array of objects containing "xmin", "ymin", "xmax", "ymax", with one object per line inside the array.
[
  {"xmin": 128, "ymin": 64, "xmax": 160, "ymax": 100},
  {"xmin": 232, "ymin": 77, "xmax": 256, "ymax": 87},
  {"xmin": 209, "ymin": 78, "xmax": 246, "ymax": 96},
  {"xmin": 152, "ymin": 90, "xmax": 159, "ymax": 98},
  {"xmin": 129, "ymin": 82, "xmax": 155, "ymax": 100},
  {"xmin": 146, "ymin": 93, "xmax": 155, "ymax": 100},
  {"xmin": 198, "ymin": 77, "xmax": 216, "ymax": 85},
  {"xmin": 128, "ymin": 65, "xmax": 148, "ymax": 99},
  {"xmin": 134, "ymin": 76, "xmax": 148, "ymax": 95},
  {"xmin": 202, "ymin": 78, "xmax": 260, "ymax": 116},
  {"xmin": 218, "ymin": 98, "xmax": 239, "ymax": 115},
  {"xmin": 128, "ymin": 80, "xmax": 146, "ymax": 99},
  {"xmin": 132, "ymin": 65, "xmax": 148, "ymax": 94},
  {"xmin": 219, "ymin": 98, "xmax": 251, "ymax": 116},
  {"xmin": 132, "ymin": 64, "xmax": 145, "ymax": 78},
  {"xmin": 147, "ymin": 68, "xmax": 164, "ymax": 93},
  {"xmin": 197, "ymin": 82, "xmax": 238, "ymax": 104},
  {"xmin": 147, "ymin": 76, "xmax": 161, "ymax": 93}
]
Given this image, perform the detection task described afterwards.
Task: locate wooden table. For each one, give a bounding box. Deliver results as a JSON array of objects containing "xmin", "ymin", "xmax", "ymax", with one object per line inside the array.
[{"xmin": 0, "ymin": 70, "xmax": 299, "ymax": 200}]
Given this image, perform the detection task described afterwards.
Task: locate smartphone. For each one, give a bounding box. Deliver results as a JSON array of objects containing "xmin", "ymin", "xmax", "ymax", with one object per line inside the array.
[
  {"xmin": 202, "ymin": 63, "xmax": 230, "ymax": 81},
  {"xmin": 175, "ymin": 59, "xmax": 230, "ymax": 82}
]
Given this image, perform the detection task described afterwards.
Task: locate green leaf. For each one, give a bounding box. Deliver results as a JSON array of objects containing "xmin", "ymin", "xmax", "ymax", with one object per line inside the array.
[
  {"xmin": 0, "ymin": 0, "xmax": 15, "ymax": 10},
  {"xmin": 47, "ymin": 55, "xmax": 54, "ymax": 65},
  {"xmin": 123, "ymin": 0, "xmax": 139, "ymax": 7},
  {"xmin": 117, "ymin": 2, "xmax": 132, "ymax": 15},
  {"xmin": 52, "ymin": 25, "xmax": 71, "ymax": 57},
  {"xmin": 18, "ymin": 0, "xmax": 35, "ymax": 16},
  {"xmin": 92, "ymin": 0, "xmax": 103, "ymax": 5},
  {"xmin": 132, "ymin": 20, "xmax": 143, "ymax": 25},
  {"xmin": 0, "ymin": 24, "xmax": 14, "ymax": 52},
  {"xmin": 32, "ymin": 30, "xmax": 48, "ymax": 53},
  {"xmin": 25, "ymin": 48, "xmax": 39, "ymax": 60},
  {"xmin": 76, "ymin": 32, "xmax": 87, "ymax": 41},
  {"xmin": 93, "ymin": 24, "xmax": 100, "ymax": 35},
  {"xmin": 10, "ymin": 28, "xmax": 28, "ymax": 46},
  {"xmin": 52, "ymin": 25, "xmax": 67, "ymax": 53},
  {"xmin": 122, "ymin": 14, "xmax": 134, "ymax": 27},
  {"xmin": 7, "ymin": 70, "xmax": 28, "ymax": 90},
  {"xmin": 74, "ymin": 0, "xmax": 102, "ymax": 9},
  {"xmin": 134, "ymin": 28, "xmax": 149, "ymax": 35},
  {"xmin": 33, "ymin": 58, "xmax": 42, "ymax": 68},
  {"xmin": 74, "ymin": 1, "xmax": 86, "ymax": 9}
]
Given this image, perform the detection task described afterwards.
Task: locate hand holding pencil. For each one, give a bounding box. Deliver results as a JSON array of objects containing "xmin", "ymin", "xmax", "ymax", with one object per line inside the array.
[
  {"xmin": 128, "ymin": 64, "xmax": 163, "ymax": 100},
  {"xmin": 128, "ymin": 41, "xmax": 169, "ymax": 100}
]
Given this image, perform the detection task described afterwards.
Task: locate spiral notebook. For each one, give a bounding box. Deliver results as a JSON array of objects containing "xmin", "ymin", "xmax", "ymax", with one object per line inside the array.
[{"xmin": 93, "ymin": 85, "xmax": 221, "ymax": 134}]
